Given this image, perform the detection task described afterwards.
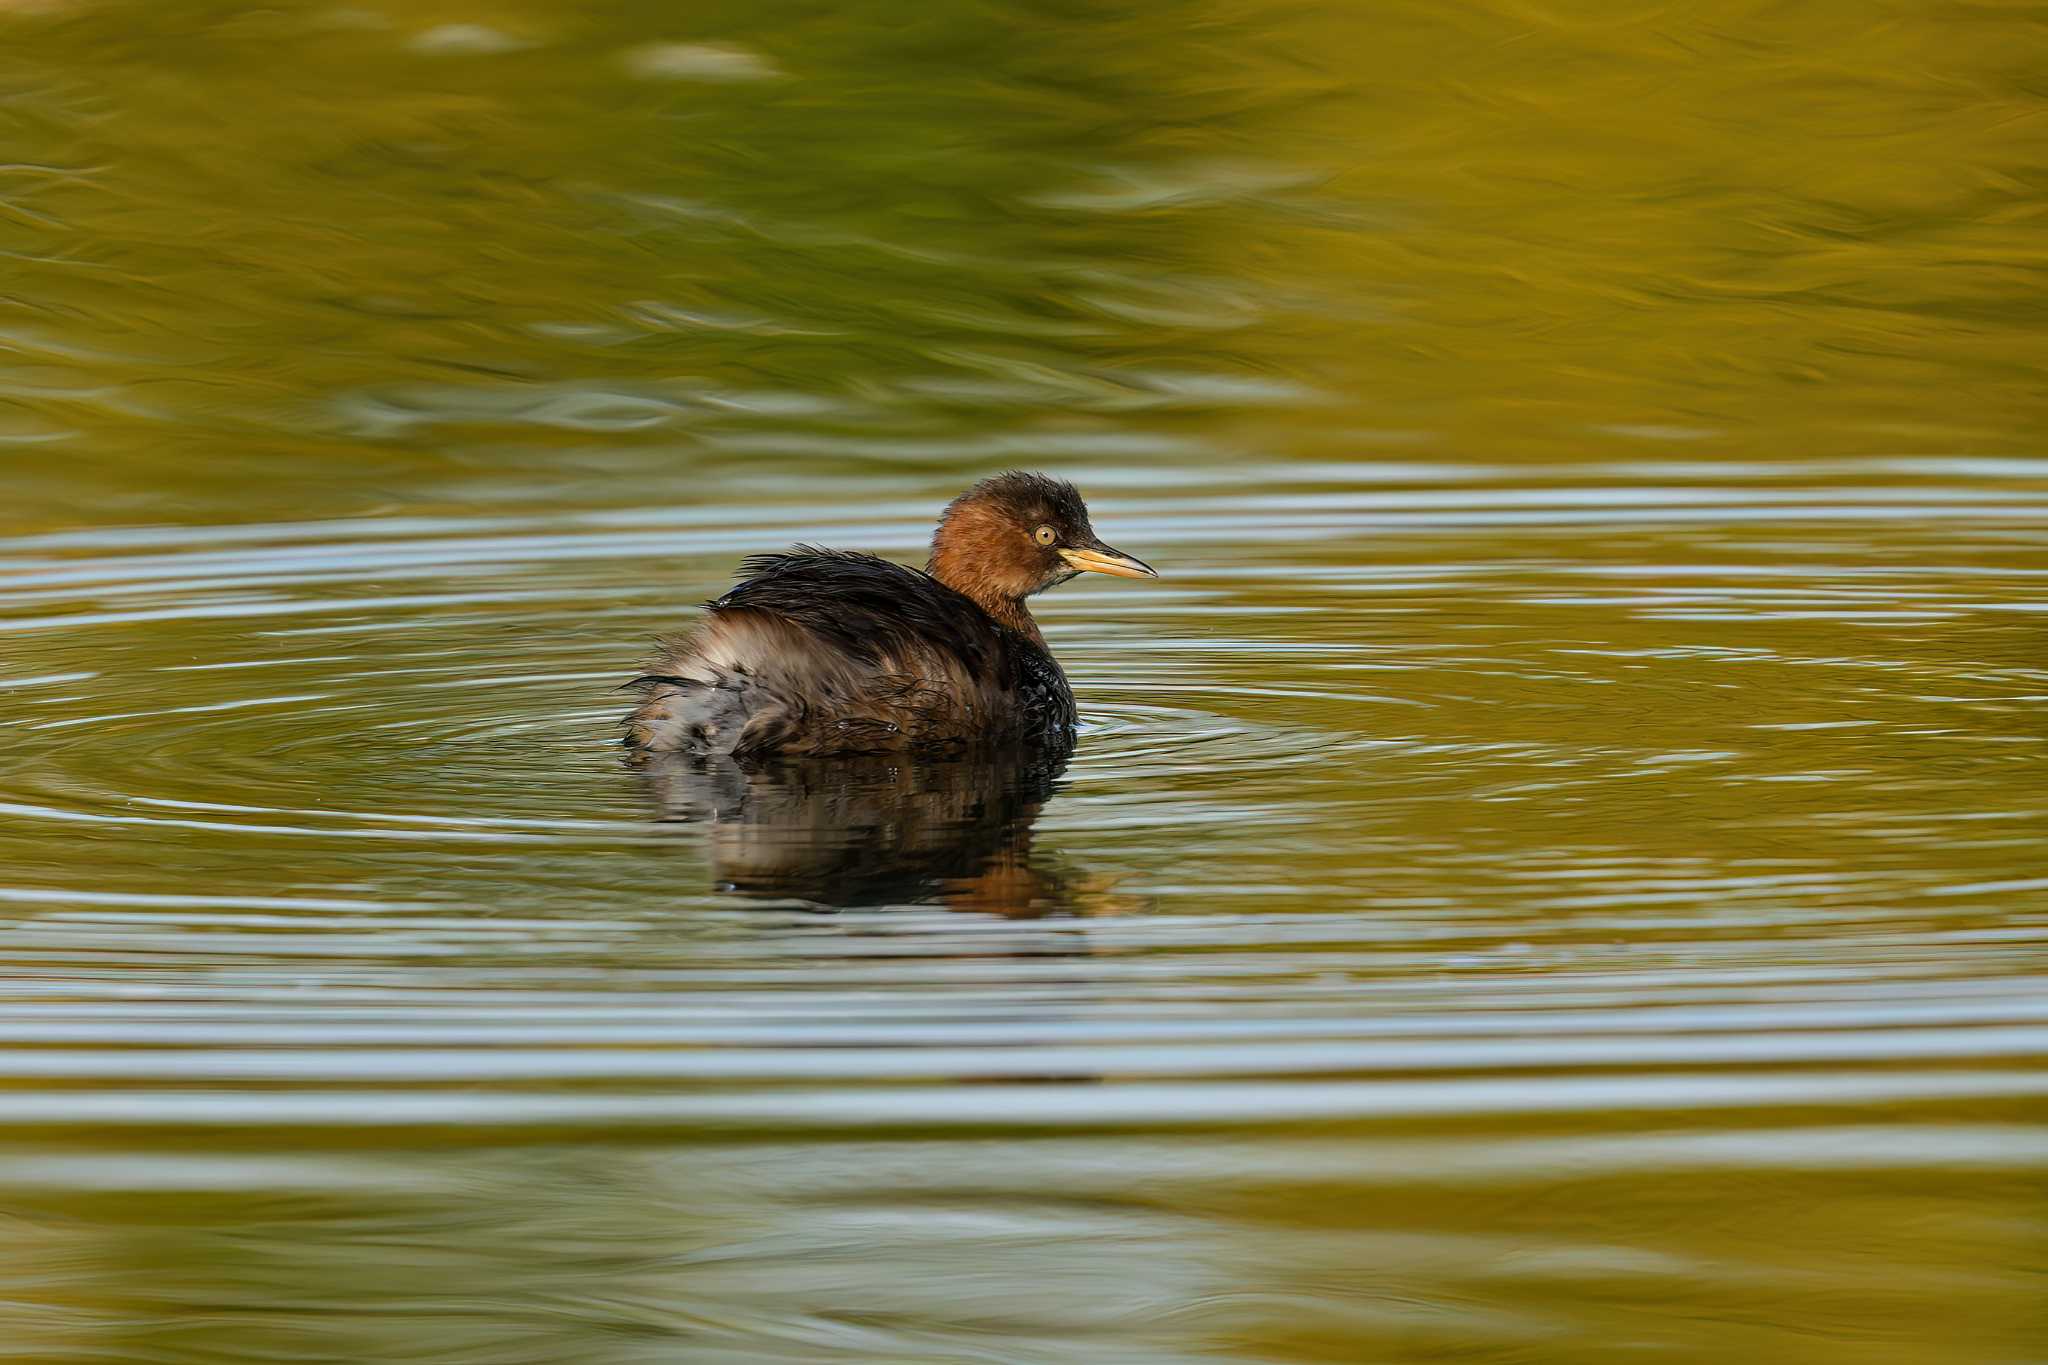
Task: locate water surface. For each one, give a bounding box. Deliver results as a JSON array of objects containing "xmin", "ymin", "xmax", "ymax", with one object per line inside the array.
[{"xmin": 2, "ymin": 2, "xmax": 2045, "ymax": 1361}]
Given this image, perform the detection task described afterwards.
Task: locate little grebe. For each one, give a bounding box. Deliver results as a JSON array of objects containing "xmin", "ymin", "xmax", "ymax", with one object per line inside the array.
[{"xmin": 623, "ymin": 472, "xmax": 1155, "ymax": 759}]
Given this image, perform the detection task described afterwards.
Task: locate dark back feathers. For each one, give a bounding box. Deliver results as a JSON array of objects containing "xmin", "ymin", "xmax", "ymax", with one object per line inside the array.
[{"xmin": 717, "ymin": 547, "xmax": 1026, "ymax": 686}]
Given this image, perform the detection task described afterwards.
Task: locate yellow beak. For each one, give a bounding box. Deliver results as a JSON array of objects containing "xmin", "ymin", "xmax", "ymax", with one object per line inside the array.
[{"xmin": 1058, "ymin": 543, "xmax": 1157, "ymax": 579}]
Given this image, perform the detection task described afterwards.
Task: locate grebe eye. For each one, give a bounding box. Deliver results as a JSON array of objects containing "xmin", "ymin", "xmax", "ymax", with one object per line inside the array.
[{"xmin": 1034, "ymin": 525, "xmax": 1056, "ymax": 546}]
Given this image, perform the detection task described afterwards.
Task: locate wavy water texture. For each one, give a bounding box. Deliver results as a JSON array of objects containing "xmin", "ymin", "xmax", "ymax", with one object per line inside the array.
[
  {"xmin": 1, "ymin": 0, "xmax": 2046, "ymax": 1362},
  {"xmin": 4, "ymin": 465, "xmax": 2046, "ymax": 1363}
]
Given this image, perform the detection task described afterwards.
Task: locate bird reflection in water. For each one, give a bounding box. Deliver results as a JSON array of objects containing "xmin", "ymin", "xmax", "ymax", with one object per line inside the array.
[{"xmin": 638, "ymin": 740, "xmax": 1136, "ymax": 917}]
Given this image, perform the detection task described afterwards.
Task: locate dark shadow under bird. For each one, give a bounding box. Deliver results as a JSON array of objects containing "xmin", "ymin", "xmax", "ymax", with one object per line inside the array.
[
  {"xmin": 622, "ymin": 472, "xmax": 1155, "ymax": 760},
  {"xmin": 638, "ymin": 743, "xmax": 1082, "ymax": 915}
]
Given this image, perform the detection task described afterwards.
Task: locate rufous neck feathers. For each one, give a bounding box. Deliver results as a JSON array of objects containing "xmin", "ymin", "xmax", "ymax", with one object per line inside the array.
[{"xmin": 927, "ymin": 505, "xmax": 1045, "ymax": 645}]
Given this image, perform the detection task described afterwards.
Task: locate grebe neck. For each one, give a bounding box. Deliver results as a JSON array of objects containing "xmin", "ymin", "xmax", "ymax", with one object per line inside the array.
[{"xmin": 927, "ymin": 557, "xmax": 1046, "ymax": 648}]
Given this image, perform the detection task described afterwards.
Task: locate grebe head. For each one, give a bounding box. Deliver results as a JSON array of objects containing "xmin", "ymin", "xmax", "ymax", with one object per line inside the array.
[{"xmin": 927, "ymin": 471, "xmax": 1156, "ymax": 608}]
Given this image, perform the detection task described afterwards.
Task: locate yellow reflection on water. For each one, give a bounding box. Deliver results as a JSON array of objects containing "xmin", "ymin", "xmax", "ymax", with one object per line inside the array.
[{"xmin": 0, "ymin": 1, "xmax": 2044, "ymax": 1362}]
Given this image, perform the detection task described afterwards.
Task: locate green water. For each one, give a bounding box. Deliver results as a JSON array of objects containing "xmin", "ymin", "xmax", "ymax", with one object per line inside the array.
[{"xmin": 2, "ymin": 2, "xmax": 2045, "ymax": 1361}]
